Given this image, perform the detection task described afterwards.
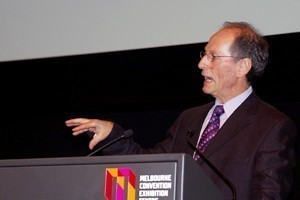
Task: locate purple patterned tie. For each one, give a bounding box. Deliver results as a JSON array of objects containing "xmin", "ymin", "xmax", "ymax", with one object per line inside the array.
[{"xmin": 194, "ymin": 105, "xmax": 224, "ymax": 160}]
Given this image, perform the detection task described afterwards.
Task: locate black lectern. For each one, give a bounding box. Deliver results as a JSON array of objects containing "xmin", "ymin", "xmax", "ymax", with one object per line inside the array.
[{"xmin": 0, "ymin": 153, "xmax": 222, "ymax": 200}]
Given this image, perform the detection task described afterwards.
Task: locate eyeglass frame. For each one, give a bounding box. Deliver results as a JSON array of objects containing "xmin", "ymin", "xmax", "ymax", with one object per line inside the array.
[{"xmin": 200, "ymin": 51, "xmax": 245, "ymax": 62}]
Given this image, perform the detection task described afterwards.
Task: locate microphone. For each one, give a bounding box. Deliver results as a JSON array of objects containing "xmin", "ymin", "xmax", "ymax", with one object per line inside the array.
[
  {"xmin": 187, "ymin": 130, "xmax": 236, "ymax": 200},
  {"xmin": 86, "ymin": 129, "xmax": 134, "ymax": 157}
]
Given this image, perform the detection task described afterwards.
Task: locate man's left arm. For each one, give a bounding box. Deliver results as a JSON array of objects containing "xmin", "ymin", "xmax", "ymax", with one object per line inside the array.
[{"xmin": 251, "ymin": 119, "xmax": 297, "ymax": 199}]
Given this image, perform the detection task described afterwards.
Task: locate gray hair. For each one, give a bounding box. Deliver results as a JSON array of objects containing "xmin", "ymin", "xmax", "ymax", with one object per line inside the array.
[{"xmin": 222, "ymin": 22, "xmax": 269, "ymax": 83}]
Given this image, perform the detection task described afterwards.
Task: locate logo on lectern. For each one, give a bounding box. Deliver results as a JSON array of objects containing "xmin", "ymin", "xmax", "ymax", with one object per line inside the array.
[{"xmin": 105, "ymin": 168, "xmax": 136, "ymax": 200}]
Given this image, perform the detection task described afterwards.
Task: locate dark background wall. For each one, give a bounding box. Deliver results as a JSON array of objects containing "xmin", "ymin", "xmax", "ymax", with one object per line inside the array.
[{"xmin": 0, "ymin": 32, "xmax": 300, "ymax": 198}]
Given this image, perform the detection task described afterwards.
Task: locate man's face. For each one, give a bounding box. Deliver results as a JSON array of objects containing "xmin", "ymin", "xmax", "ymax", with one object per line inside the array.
[{"xmin": 198, "ymin": 28, "xmax": 245, "ymax": 103}]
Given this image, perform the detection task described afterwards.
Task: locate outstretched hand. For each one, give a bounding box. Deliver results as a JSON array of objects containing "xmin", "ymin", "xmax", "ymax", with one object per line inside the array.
[{"xmin": 65, "ymin": 118, "xmax": 114, "ymax": 150}]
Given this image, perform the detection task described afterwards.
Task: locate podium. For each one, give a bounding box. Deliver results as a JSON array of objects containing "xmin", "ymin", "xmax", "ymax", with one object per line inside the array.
[{"xmin": 0, "ymin": 153, "xmax": 222, "ymax": 200}]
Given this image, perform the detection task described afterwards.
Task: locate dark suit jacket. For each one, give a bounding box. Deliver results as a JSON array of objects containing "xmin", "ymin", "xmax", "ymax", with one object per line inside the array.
[{"xmin": 101, "ymin": 92, "xmax": 297, "ymax": 199}]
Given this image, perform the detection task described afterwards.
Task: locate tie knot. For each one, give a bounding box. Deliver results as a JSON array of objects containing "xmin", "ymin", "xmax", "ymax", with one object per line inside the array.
[{"xmin": 213, "ymin": 105, "xmax": 224, "ymax": 117}]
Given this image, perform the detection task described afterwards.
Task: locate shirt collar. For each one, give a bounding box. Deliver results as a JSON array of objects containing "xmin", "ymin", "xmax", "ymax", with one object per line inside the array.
[{"xmin": 215, "ymin": 86, "xmax": 253, "ymax": 117}]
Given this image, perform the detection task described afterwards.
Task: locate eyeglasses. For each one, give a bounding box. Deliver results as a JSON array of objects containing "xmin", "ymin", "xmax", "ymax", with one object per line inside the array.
[{"xmin": 200, "ymin": 51, "xmax": 243, "ymax": 62}]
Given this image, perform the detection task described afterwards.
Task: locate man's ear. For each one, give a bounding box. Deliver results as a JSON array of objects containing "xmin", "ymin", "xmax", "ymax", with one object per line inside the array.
[{"xmin": 237, "ymin": 58, "xmax": 252, "ymax": 77}]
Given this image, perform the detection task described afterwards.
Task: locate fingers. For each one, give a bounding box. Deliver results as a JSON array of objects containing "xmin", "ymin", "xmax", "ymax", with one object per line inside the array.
[
  {"xmin": 88, "ymin": 129, "xmax": 109, "ymax": 150},
  {"xmin": 88, "ymin": 121, "xmax": 114, "ymax": 149},
  {"xmin": 65, "ymin": 118, "xmax": 91, "ymax": 127},
  {"xmin": 89, "ymin": 137, "xmax": 100, "ymax": 150},
  {"xmin": 65, "ymin": 118, "xmax": 95, "ymax": 135},
  {"xmin": 72, "ymin": 128, "xmax": 90, "ymax": 136},
  {"xmin": 65, "ymin": 118, "xmax": 114, "ymax": 150}
]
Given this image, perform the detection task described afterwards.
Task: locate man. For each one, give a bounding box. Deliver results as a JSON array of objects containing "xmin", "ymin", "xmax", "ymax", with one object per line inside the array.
[{"xmin": 65, "ymin": 22, "xmax": 297, "ymax": 199}]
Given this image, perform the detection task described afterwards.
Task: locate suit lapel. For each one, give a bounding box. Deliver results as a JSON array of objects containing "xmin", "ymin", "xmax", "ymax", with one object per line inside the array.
[
  {"xmin": 203, "ymin": 93, "xmax": 260, "ymax": 157},
  {"xmin": 186, "ymin": 102, "xmax": 214, "ymax": 154}
]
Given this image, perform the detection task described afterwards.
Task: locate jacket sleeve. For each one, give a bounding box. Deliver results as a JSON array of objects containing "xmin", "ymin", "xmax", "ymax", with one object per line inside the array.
[
  {"xmin": 98, "ymin": 110, "xmax": 187, "ymax": 155},
  {"xmin": 250, "ymin": 118, "xmax": 297, "ymax": 199}
]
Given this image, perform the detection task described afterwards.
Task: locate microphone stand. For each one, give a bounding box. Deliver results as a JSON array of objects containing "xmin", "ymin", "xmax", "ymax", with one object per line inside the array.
[
  {"xmin": 187, "ymin": 130, "xmax": 236, "ymax": 200},
  {"xmin": 87, "ymin": 129, "xmax": 134, "ymax": 157}
]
